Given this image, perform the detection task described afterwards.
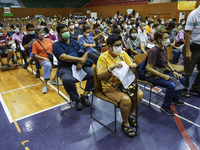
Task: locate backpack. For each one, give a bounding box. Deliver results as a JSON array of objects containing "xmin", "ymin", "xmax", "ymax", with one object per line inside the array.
[{"xmin": 137, "ymin": 47, "xmax": 159, "ymax": 80}]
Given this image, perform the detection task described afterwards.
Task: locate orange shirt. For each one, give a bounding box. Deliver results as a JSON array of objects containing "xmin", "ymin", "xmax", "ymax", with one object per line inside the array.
[{"xmin": 32, "ymin": 38, "xmax": 53, "ymax": 64}]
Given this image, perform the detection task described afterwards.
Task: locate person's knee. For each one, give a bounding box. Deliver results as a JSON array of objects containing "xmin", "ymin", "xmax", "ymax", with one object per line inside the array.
[
  {"xmin": 121, "ymin": 96, "xmax": 131, "ymax": 107},
  {"xmin": 137, "ymin": 89, "xmax": 143, "ymax": 101},
  {"xmin": 180, "ymin": 76, "xmax": 186, "ymax": 84},
  {"xmin": 167, "ymin": 82, "xmax": 176, "ymax": 90}
]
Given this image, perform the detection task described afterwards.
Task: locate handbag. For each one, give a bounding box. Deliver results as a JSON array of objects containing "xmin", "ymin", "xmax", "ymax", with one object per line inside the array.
[
  {"xmin": 37, "ymin": 40, "xmax": 53, "ymax": 63},
  {"xmin": 107, "ymin": 80, "xmax": 136, "ymax": 98}
]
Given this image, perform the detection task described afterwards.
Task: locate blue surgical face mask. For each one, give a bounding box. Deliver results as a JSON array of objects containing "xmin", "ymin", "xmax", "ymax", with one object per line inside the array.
[{"xmin": 133, "ymin": 24, "xmax": 136, "ymax": 28}]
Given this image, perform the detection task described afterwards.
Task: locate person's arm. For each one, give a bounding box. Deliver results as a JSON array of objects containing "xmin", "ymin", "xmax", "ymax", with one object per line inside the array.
[
  {"xmin": 98, "ymin": 62, "xmax": 123, "ymax": 81},
  {"xmin": 59, "ymin": 54, "xmax": 86, "ymax": 64},
  {"xmin": 82, "ymin": 43, "xmax": 96, "ymax": 48},
  {"xmin": 34, "ymin": 54, "xmax": 50, "ymax": 62},
  {"xmin": 93, "ymin": 34, "xmax": 100, "ymax": 40},
  {"xmin": 146, "ymin": 63, "xmax": 172, "ymax": 80},
  {"xmin": 185, "ymin": 30, "xmax": 192, "ymax": 60},
  {"xmin": 167, "ymin": 61, "xmax": 183, "ymax": 79},
  {"xmin": 147, "ymin": 39, "xmax": 153, "ymax": 44},
  {"xmin": 140, "ymin": 44, "xmax": 146, "ymax": 53},
  {"xmin": 130, "ymin": 48, "xmax": 139, "ymax": 55},
  {"xmin": 23, "ymin": 39, "xmax": 35, "ymax": 50},
  {"xmin": 181, "ymin": 39, "xmax": 185, "ymax": 43}
]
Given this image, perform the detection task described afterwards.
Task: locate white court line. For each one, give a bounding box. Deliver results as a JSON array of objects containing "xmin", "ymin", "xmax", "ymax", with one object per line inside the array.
[
  {"xmin": 27, "ymin": 67, "xmax": 70, "ymax": 102},
  {"xmin": 15, "ymin": 102, "xmax": 70, "ymax": 122},
  {"xmin": 0, "ymin": 94, "xmax": 14, "ymax": 123},
  {"xmin": 142, "ymin": 99, "xmax": 200, "ymax": 128},
  {"xmin": 0, "ymin": 82, "xmax": 43, "ymax": 95},
  {"xmin": 139, "ymin": 84, "xmax": 200, "ymax": 111}
]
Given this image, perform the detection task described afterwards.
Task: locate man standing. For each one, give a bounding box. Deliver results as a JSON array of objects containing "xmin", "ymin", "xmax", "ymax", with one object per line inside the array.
[{"xmin": 182, "ymin": 5, "xmax": 200, "ymax": 97}]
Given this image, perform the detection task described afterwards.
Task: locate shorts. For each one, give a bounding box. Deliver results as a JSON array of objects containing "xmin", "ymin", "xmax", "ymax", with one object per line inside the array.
[
  {"xmin": 103, "ymin": 87, "xmax": 128, "ymax": 103},
  {"xmin": 0, "ymin": 46, "xmax": 10, "ymax": 55},
  {"xmin": 29, "ymin": 51, "xmax": 34, "ymax": 58}
]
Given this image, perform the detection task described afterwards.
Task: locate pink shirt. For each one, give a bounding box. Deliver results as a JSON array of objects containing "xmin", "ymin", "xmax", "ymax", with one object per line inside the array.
[
  {"xmin": 12, "ymin": 31, "xmax": 27, "ymax": 44},
  {"xmin": 175, "ymin": 29, "xmax": 185, "ymax": 43}
]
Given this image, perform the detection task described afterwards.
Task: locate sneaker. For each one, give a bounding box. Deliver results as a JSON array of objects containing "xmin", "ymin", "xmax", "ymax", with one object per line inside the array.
[
  {"xmin": 51, "ymin": 80, "xmax": 62, "ymax": 86},
  {"xmin": 11, "ymin": 59, "xmax": 17, "ymax": 64},
  {"xmin": 171, "ymin": 98, "xmax": 184, "ymax": 106},
  {"xmin": 81, "ymin": 94, "xmax": 90, "ymax": 107},
  {"xmin": 6, "ymin": 64, "xmax": 11, "ymax": 67},
  {"xmin": 189, "ymin": 87, "xmax": 200, "ymax": 95},
  {"xmin": 36, "ymin": 70, "xmax": 40, "ymax": 78},
  {"xmin": 22, "ymin": 62, "xmax": 29, "ymax": 69},
  {"xmin": 160, "ymin": 104, "xmax": 175, "ymax": 116},
  {"xmin": 75, "ymin": 98, "xmax": 82, "ymax": 110},
  {"xmin": 42, "ymin": 86, "xmax": 48, "ymax": 94},
  {"xmin": 1, "ymin": 63, "xmax": 6, "ymax": 67}
]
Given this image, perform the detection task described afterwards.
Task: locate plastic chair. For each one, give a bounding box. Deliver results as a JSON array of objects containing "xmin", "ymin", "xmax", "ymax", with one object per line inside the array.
[{"xmin": 90, "ymin": 67, "xmax": 138, "ymax": 134}]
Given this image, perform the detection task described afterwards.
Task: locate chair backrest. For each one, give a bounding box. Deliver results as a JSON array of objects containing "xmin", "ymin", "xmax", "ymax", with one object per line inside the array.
[
  {"xmin": 133, "ymin": 53, "xmax": 148, "ymax": 66},
  {"xmin": 166, "ymin": 47, "xmax": 173, "ymax": 63},
  {"xmin": 93, "ymin": 67, "xmax": 103, "ymax": 93}
]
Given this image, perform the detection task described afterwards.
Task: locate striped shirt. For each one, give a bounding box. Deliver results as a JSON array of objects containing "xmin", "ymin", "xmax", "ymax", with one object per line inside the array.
[
  {"xmin": 185, "ymin": 5, "xmax": 200, "ymax": 44},
  {"xmin": 0, "ymin": 33, "xmax": 10, "ymax": 45}
]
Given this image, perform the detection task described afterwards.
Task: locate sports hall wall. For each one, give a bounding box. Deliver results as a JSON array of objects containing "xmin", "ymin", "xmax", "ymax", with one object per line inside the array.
[{"xmin": 1, "ymin": 2, "xmax": 200, "ymax": 19}]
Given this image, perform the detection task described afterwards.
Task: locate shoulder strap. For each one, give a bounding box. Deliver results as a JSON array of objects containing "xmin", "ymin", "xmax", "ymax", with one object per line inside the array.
[{"xmin": 37, "ymin": 39, "xmax": 49, "ymax": 54}]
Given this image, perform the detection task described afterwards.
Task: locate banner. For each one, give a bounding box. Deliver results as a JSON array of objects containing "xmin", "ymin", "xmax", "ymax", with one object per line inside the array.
[{"xmin": 177, "ymin": 1, "xmax": 196, "ymax": 10}]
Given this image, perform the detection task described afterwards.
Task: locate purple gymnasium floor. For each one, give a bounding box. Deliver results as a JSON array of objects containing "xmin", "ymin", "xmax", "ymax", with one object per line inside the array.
[{"xmin": 0, "ymin": 70, "xmax": 200, "ymax": 150}]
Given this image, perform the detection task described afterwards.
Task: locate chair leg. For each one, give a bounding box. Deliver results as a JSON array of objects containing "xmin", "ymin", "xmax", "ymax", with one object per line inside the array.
[{"xmin": 90, "ymin": 95, "xmax": 116, "ymax": 133}]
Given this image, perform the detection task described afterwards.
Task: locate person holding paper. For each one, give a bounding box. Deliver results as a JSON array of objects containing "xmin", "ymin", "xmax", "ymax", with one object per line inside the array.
[
  {"xmin": 97, "ymin": 34, "xmax": 143, "ymax": 137},
  {"xmin": 53, "ymin": 24, "xmax": 94, "ymax": 111},
  {"xmin": 146, "ymin": 29, "xmax": 186, "ymax": 116}
]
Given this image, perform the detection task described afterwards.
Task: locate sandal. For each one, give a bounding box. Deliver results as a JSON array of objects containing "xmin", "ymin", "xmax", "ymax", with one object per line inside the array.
[
  {"xmin": 128, "ymin": 117, "xmax": 138, "ymax": 128},
  {"xmin": 181, "ymin": 90, "xmax": 190, "ymax": 98},
  {"xmin": 121, "ymin": 122, "xmax": 135, "ymax": 137}
]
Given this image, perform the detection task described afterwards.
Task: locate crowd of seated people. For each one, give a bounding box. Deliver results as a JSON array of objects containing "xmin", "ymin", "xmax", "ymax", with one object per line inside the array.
[{"xmin": 1, "ymin": 10, "xmax": 199, "ymax": 137}]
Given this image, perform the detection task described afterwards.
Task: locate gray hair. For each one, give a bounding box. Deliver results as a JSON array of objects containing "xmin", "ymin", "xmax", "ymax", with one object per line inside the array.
[
  {"xmin": 35, "ymin": 26, "xmax": 44, "ymax": 35},
  {"xmin": 139, "ymin": 22, "xmax": 145, "ymax": 27}
]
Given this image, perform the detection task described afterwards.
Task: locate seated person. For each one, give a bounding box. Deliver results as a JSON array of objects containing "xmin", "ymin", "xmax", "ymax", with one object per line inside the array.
[
  {"xmin": 90, "ymin": 24, "xmax": 105, "ymax": 52},
  {"xmin": 146, "ymin": 29, "xmax": 185, "ymax": 116},
  {"xmin": 49, "ymin": 22, "xmax": 59, "ymax": 43},
  {"xmin": 97, "ymin": 34, "xmax": 143, "ymax": 137},
  {"xmin": 41, "ymin": 21, "xmax": 49, "ymax": 35},
  {"xmin": 53, "ymin": 24, "xmax": 94, "ymax": 111},
  {"xmin": 22, "ymin": 23, "xmax": 41, "ymax": 78},
  {"xmin": 158, "ymin": 20, "xmax": 166, "ymax": 30},
  {"xmin": 145, "ymin": 21, "xmax": 153, "ymax": 37},
  {"xmin": 79, "ymin": 25, "xmax": 100, "ymax": 64},
  {"xmin": 68, "ymin": 21, "xmax": 79, "ymax": 41},
  {"xmin": 176, "ymin": 19, "xmax": 186, "ymax": 34},
  {"xmin": 166, "ymin": 22, "xmax": 181, "ymax": 64},
  {"xmin": 150, "ymin": 23, "xmax": 159, "ymax": 42},
  {"xmin": 175, "ymin": 23, "xmax": 186, "ymax": 47},
  {"xmin": 11, "ymin": 26, "xmax": 28, "ymax": 67},
  {"xmin": 74, "ymin": 21, "xmax": 83, "ymax": 35},
  {"xmin": 0, "ymin": 27, "xmax": 14, "ymax": 67},
  {"xmin": 6, "ymin": 24, "xmax": 16, "ymax": 39},
  {"xmin": 105, "ymin": 27, "xmax": 112, "ymax": 36},
  {"xmin": 32, "ymin": 26, "xmax": 61, "ymax": 94},
  {"xmin": 138, "ymin": 23, "xmax": 153, "ymax": 48},
  {"xmin": 112, "ymin": 28, "xmax": 127, "ymax": 51},
  {"xmin": 126, "ymin": 28, "xmax": 146, "ymax": 57}
]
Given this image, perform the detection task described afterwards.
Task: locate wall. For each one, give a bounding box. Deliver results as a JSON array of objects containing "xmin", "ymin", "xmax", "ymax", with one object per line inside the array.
[{"xmin": 1, "ymin": 2, "xmax": 199, "ymax": 20}]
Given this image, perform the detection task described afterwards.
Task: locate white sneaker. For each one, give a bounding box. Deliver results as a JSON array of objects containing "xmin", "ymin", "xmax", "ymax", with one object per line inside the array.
[
  {"xmin": 42, "ymin": 86, "xmax": 48, "ymax": 94},
  {"xmin": 51, "ymin": 80, "xmax": 62, "ymax": 86}
]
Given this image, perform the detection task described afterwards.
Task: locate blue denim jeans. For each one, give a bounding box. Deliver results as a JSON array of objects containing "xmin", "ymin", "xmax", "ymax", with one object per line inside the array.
[
  {"xmin": 172, "ymin": 49, "xmax": 181, "ymax": 64},
  {"xmin": 149, "ymin": 72, "xmax": 185, "ymax": 107}
]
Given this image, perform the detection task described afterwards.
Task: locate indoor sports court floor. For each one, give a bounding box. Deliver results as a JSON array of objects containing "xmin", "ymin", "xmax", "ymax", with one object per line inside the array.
[{"xmin": 0, "ymin": 60, "xmax": 200, "ymax": 150}]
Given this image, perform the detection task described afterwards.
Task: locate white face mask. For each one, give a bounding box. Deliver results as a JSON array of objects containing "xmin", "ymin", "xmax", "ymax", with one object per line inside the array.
[
  {"xmin": 161, "ymin": 21, "xmax": 164, "ymax": 25},
  {"xmin": 142, "ymin": 26, "xmax": 146, "ymax": 30},
  {"xmin": 169, "ymin": 19, "xmax": 172, "ymax": 22},
  {"xmin": 131, "ymin": 33, "xmax": 137, "ymax": 38},
  {"xmin": 113, "ymin": 46, "xmax": 122, "ymax": 55},
  {"xmin": 69, "ymin": 25, "xmax": 74, "ymax": 30},
  {"xmin": 0, "ymin": 32, "xmax": 3, "ymax": 36},
  {"xmin": 75, "ymin": 24, "xmax": 79, "ymax": 27},
  {"xmin": 86, "ymin": 33, "xmax": 90, "ymax": 37},
  {"xmin": 132, "ymin": 24, "xmax": 136, "ymax": 28},
  {"xmin": 15, "ymin": 28, "xmax": 20, "ymax": 33},
  {"xmin": 162, "ymin": 39, "xmax": 170, "ymax": 46},
  {"xmin": 182, "ymin": 22, "xmax": 185, "ymax": 25}
]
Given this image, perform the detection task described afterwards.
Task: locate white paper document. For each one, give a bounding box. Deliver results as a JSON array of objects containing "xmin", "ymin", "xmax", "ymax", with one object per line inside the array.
[
  {"xmin": 147, "ymin": 43, "xmax": 155, "ymax": 49},
  {"xmin": 71, "ymin": 64, "xmax": 87, "ymax": 82},
  {"xmin": 112, "ymin": 61, "xmax": 135, "ymax": 89},
  {"xmin": 170, "ymin": 77, "xmax": 184, "ymax": 91}
]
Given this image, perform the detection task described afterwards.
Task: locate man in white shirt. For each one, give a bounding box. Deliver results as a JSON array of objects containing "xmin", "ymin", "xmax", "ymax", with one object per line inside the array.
[
  {"xmin": 182, "ymin": 5, "xmax": 200, "ymax": 97},
  {"xmin": 137, "ymin": 23, "xmax": 153, "ymax": 47}
]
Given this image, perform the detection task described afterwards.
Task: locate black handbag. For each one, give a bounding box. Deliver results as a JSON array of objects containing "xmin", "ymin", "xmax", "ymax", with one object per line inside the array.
[{"xmin": 37, "ymin": 40, "xmax": 53, "ymax": 63}]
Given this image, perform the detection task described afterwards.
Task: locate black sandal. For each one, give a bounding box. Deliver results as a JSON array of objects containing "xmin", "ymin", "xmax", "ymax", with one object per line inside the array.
[
  {"xmin": 121, "ymin": 123, "xmax": 135, "ymax": 137},
  {"xmin": 181, "ymin": 90, "xmax": 190, "ymax": 98},
  {"xmin": 128, "ymin": 117, "xmax": 138, "ymax": 128}
]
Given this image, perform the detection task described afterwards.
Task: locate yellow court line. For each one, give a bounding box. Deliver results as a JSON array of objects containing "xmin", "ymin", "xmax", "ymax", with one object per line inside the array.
[{"xmin": 14, "ymin": 120, "xmax": 21, "ymax": 133}]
